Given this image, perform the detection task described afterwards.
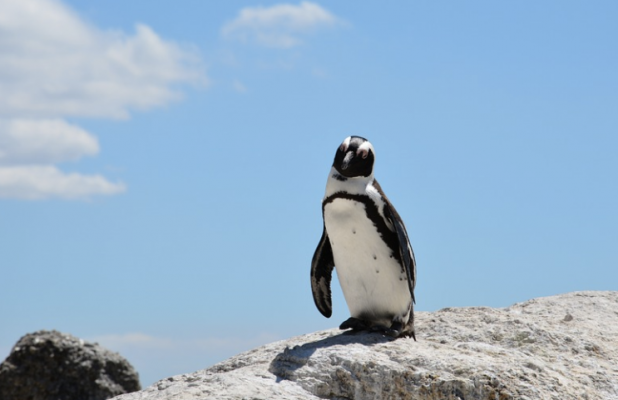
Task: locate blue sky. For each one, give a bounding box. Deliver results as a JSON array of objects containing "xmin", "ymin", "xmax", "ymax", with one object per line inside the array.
[{"xmin": 1, "ymin": 0, "xmax": 617, "ymax": 387}]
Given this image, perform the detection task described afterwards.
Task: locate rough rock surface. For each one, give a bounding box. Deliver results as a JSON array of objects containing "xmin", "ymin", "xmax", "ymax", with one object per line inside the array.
[
  {"xmin": 0, "ymin": 330, "xmax": 141, "ymax": 400},
  {"xmin": 113, "ymin": 291, "xmax": 618, "ymax": 400}
]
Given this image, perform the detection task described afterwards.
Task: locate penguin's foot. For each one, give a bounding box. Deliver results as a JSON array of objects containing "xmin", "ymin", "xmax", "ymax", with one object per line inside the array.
[
  {"xmin": 339, "ymin": 317, "xmax": 370, "ymax": 332},
  {"xmin": 368, "ymin": 322, "xmax": 400, "ymax": 338},
  {"xmin": 399, "ymin": 312, "xmax": 417, "ymax": 341},
  {"xmin": 384, "ymin": 321, "xmax": 403, "ymax": 338},
  {"xmin": 368, "ymin": 321, "xmax": 416, "ymax": 339},
  {"xmin": 399, "ymin": 329, "xmax": 417, "ymax": 340},
  {"xmin": 396, "ymin": 323, "xmax": 416, "ymax": 340},
  {"xmin": 340, "ymin": 317, "xmax": 415, "ymax": 339}
]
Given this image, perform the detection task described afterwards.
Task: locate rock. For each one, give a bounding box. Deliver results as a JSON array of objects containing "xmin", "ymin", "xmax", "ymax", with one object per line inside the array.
[
  {"xmin": 112, "ymin": 291, "xmax": 618, "ymax": 400},
  {"xmin": 0, "ymin": 330, "xmax": 141, "ymax": 400}
]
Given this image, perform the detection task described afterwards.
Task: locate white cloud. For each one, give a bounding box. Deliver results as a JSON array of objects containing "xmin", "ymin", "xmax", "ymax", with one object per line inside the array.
[
  {"xmin": 0, "ymin": 0, "xmax": 205, "ymax": 119},
  {"xmin": 221, "ymin": 1, "xmax": 340, "ymax": 48},
  {"xmin": 0, "ymin": 119, "xmax": 98, "ymax": 165},
  {"xmin": 0, "ymin": 166, "xmax": 126, "ymax": 200},
  {"xmin": 0, "ymin": 0, "xmax": 206, "ymax": 200}
]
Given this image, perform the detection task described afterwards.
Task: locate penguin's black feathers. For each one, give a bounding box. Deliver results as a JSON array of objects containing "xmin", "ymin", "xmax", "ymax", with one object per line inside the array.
[
  {"xmin": 310, "ymin": 226, "xmax": 334, "ymax": 318},
  {"xmin": 377, "ymin": 182, "xmax": 416, "ymax": 303}
]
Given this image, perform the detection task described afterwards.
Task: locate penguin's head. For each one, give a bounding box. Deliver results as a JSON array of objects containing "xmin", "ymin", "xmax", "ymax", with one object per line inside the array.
[{"xmin": 333, "ymin": 136, "xmax": 375, "ymax": 178}]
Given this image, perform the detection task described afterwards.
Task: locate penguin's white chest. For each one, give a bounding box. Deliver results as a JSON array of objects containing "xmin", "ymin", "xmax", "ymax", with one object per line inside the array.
[{"xmin": 323, "ymin": 197, "xmax": 411, "ymax": 326}]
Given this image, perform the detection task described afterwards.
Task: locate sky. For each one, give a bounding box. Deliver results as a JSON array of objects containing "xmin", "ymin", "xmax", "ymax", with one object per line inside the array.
[{"xmin": 1, "ymin": 0, "xmax": 617, "ymax": 388}]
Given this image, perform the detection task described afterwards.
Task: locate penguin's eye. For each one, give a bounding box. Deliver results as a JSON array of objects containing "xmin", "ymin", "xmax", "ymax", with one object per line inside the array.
[{"xmin": 358, "ymin": 148, "xmax": 369, "ymax": 159}]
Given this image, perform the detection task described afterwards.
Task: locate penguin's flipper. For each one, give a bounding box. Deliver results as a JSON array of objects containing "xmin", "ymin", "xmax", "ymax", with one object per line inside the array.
[
  {"xmin": 383, "ymin": 202, "xmax": 416, "ymax": 303},
  {"xmin": 311, "ymin": 226, "xmax": 335, "ymax": 318}
]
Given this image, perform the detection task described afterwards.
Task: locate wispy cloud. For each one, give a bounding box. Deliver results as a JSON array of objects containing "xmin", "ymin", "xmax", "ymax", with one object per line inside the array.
[
  {"xmin": 0, "ymin": 166, "xmax": 126, "ymax": 200},
  {"xmin": 0, "ymin": 0, "xmax": 205, "ymax": 200},
  {"xmin": 221, "ymin": 2, "xmax": 341, "ymax": 48},
  {"xmin": 0, "ymin": 119, "xmax": 98, "ymax": 166},
  {"xmin": 233, "ymin": 79, "xmax": 248, "ymax": 93}
]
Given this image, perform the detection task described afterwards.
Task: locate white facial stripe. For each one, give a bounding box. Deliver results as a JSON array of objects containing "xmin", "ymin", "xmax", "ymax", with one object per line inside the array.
[
  {"xmin": 358, "ymin": 140, "xmax": 374, "ymax": 154},
  {"xmin": 340, "ymin": 136, "xmax": 352, "ymax": 152}
]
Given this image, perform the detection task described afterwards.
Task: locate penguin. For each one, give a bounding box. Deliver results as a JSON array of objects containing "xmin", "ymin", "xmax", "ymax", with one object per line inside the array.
[{"xmin": 311, "ymin": 136, "xmax": 417, "ymax": 339}]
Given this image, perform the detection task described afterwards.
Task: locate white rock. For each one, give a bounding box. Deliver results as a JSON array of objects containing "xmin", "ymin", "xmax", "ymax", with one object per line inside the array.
[{"xmin": 113, "ymin": 291, "xmax": 618, "ymax": 400}]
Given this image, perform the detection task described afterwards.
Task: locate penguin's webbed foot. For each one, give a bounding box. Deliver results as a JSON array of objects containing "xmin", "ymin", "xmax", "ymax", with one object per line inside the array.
[
  {"xmin": 340, "ymin": 318, "xmax": 414, "ymax": 339},
  {"xmin": 369, "ymin": 321, "xmax": 416, "ymax": 339},
  {"xmin": 339, "ymin": 317, "xmax": 370, "ymax": 332},
  {"xmin": 399, "ymin": 330, "xmax": 417, "ymax": 340},
  {"xmin": 367, "ymin": 321, "xmax": 400, "ymax": 338},
  {"xmin": 396, "ymin": 321, "xmax": 416, "ymax": 341},
  {"xmin": 382, "ymin": 321, "xmax": 403, "ymax": 338}
]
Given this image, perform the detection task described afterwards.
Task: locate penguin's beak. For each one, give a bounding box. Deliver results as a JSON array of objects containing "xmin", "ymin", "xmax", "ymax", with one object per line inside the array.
[{"xmin": 341, "ymin": 151, "xmax": 354, "ymax": 170}]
